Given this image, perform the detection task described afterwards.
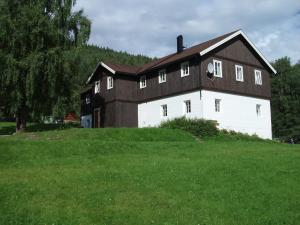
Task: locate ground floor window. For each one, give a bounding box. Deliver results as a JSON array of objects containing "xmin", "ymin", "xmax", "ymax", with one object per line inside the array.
[
  {"xmin": 256, "ymin": 104, "xmax": 261, "ymax": 117},
  {"xmin": 184, "ymin": 100, "xmax": 191, "ymax": 114},
  {"xmin": 161, "ymin": 104, "xmax": 168, "ymax": 117},
  {"xmin": 215, "ymin": 99, "xmax": 221, "ymax": 112}
]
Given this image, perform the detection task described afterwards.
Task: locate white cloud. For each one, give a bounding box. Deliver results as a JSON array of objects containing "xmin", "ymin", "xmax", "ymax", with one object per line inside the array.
[{"xmin": 74, "ymin": 0, "xmax": 300, "ymax": 63}]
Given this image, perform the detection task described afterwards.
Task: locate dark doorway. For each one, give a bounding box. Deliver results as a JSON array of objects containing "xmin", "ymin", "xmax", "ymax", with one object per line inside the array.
[{"xmin": 94, "ymin": 108, "xmax": 101, "ymax": 128}]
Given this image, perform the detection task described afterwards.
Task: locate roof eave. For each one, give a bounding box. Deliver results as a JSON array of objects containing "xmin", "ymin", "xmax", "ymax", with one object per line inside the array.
[
  {"xmin": 199, "ymin": 30, "xmax": 277, "ymax": 74},
  {"xmin": 86, "ymin": 62, "xmax": 116, "ymax": 84}
]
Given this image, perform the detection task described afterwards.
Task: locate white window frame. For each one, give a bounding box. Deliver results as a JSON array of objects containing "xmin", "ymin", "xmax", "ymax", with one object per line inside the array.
[
  {"xmin": 256, "ymin": 104, "xmax": 261, "ymax": 117},
  {"xmin": 107, "ymin": 76, "xmax": 113, "ymax": 89},
  {"xmin": 158, "ymin": 69, "xmax": 167, "ymax": 83},
  {"xmin": 85, "ymin": 95, "xmax": 91, "ymax": 104},
  {"xmin": 95, "ymin": 81, "xmax": 100, "ymax": 94},
  {"xmin": 213, "ymin": 59, "xmax": 222, "ymax": 78},
  {"xmin": 254, "ymin": 69, "xmax": 262, "ymax": 85},
  {"xmin": 181, "ymin": 61, "xmax": 190, "ymax": 77},
  {"xmin": 235, "ymin": 65, "xmax": 244, "ymax": 82},
  {"xmin": 215, "ymin": 99, "xmax": 221, "ymax": 112},
  {"xmin": 161, "ymin": 104, "xmax": 168, "ymax": 117},
  {"xmin": 140, "ymin": 75, "xmax": 147, "ymax": 89},
  {"xmin": 184, "ymin": 100, "xmax": 191, "ymax": 114}
]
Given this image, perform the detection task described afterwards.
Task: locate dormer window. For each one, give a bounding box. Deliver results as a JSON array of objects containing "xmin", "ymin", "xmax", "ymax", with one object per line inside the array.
[
  {"xmin": 95, "ymin": 81, "xmax": 100, "ymax": 94},
  {"xmin": 235, "ymin": 65, "xmax": 244, "ymax": 82},
  {"xmin": 107, "ymin": 76, "xmax": 113, "ymax": 89},
  {"xmin": 140, "ymin": 75, "xmax": 147, "ymax": 89},
  {"xmin": 213, "ymin": 60, "xmax": 222, "ymax": 77},
  {"xmin": 158, "ymin": 69, "xmax": 167, "ymax": 83},
  {"xmin": 255, "ymin": 70, "xmax": 262, "ymax": 85},
  {"xmin": 181, "ymin": 61, "xmax": 189, "ymax": 77}
]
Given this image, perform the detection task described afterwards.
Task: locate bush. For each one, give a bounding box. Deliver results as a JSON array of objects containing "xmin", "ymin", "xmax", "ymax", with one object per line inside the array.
[{"xmin": 159, "ymin": 117, "xmax": 219, "ymax": 138}]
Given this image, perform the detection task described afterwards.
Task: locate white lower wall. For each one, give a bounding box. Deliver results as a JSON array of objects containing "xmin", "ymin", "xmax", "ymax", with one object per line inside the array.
[
  {"xmin": 138, "ymin": 91, "xmax": 202, "ymax": 127},
  {"xmin": 138, "ymin": 89, "xmax": 272, "ymax": 139},
  {"xmin": 201, "ymin": 90, "xmax": 272, "ymax": 139}
]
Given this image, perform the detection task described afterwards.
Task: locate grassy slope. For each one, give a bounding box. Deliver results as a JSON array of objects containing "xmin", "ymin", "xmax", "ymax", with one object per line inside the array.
[{"xmin": 0, "ymin": 124, "xmax": 300, "ymax": 225}]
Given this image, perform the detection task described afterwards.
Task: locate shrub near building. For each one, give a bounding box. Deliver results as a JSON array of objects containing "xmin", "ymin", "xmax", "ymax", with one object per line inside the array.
[{"xmin": 160, "ymin": 117, "xmax": 219, "ymax": 138}]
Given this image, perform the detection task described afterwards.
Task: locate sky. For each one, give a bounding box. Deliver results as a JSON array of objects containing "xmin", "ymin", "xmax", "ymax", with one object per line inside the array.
[{"xmin": 74, "ymin": 0, "xmax": 300, "ymax": 64}]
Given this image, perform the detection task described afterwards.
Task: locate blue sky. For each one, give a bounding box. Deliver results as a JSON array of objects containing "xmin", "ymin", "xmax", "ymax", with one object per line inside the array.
[{"xmin": 75, "ymin": 0, "xmax": 300, "ymax": 64}]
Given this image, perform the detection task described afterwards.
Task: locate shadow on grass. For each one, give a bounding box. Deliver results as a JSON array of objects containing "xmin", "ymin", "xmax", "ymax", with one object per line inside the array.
[{"xmin": 0, "ymin": 123, "xmax": 80, "ymax": 135}]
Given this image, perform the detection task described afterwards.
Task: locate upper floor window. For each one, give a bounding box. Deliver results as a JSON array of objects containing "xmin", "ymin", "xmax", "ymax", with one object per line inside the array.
[
  {"xmin": 181, "ymin": 61, "xmax": 189, "ymax": 77},
  {"xmin": 213, "ymin": 59, "xmax": 222, "ymax": 77},
  {"xmin": 215, "ymin": 99, "xmax": 221, "ymax": 112},
  {"xmin": 235, "ymin": 65, "xmax": 244, "ymax": 82},
  {"xmin": 184, "ymin": 100, "xmax": 191, "ymax": 114},
  {"xmin": 85, "ymin": 95, "xmax": 91, "ymax": 104},
  {"xmin": 254, "ymin": 70, "xmax": 262, "ymax": 85},
  {"xmin": 107, "ymin": 76, "xmax": 113, "ymax": 89},
  {"xmin": 256, "ymin": 104, "xmax": 261, "ymax": 117},
  {"xmin": 140, "ymin": 75, "xmax": 147, "ymax": 89},
  {"xmin": 161, "ymin": 104, "xmax": 168, "ymax": 117},
  {"xmin": 95, "ymin": 81, "xmax": 100, "ymax": 94},
  {"xmin": 158, "ymin": 69, "xmax": 167, "ymax": 83}
]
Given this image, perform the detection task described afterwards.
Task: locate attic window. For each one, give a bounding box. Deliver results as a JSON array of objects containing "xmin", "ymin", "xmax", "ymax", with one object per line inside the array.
[
  {"xmin": 181, "ymin": 61, "xmax": 189, "ymax": 77},
  {"xmin": 213, "ymin": 60, "xmax": 222, "ymax": 77},
  {"xmin": 158, "ymin": 69, "xmax": 167, "ymax": 83},
  {"xmin": 107, "ymin": 76, "xmax": 113, "ymax": 89},
  {"xmin": 140, "ymin": 75, "xmax": 147, "ymax": 89},
  {"xmin": 255, "ymin": 70, "xmax": 262, "ymax": 85},
  {"xmin": 235, "ymin": 65, "xmax": 244, "ymax": 82},
  {"xmin": 95, "ymin": 81, "xmax": 100, "ymax": 94},
  {"xmin": 86, "ymin": 95, "xmax": 91, "ymax": 104}
]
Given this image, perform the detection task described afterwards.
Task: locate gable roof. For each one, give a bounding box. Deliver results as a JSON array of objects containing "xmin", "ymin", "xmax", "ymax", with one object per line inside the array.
[{"xmin": 87, "ymin": 30, "xmax": 276, "ymax": 83}]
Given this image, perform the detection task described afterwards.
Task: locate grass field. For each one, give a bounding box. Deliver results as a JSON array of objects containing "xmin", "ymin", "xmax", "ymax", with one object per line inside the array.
[{"xmin": 0, "ymin": 122, "xmax": 300, "ymax": 225}]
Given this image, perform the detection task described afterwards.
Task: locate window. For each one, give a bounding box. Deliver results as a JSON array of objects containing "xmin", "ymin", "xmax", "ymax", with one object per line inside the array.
[
  {"xmin": 235, "ymin": 65, "xmax": 244, "ymax": 82},
  {"xmin": 215, "ymin": 99, "xmax": 221, "ymax": 112},
  {"xmin": 255, "ymin": 70, "xmax": 262, "ymax": 85},
  {"xmin": 161, "ymin": 104, "xmax": 168, "ymax": 117},
  {"xmin": 158, "ymin": 69, "xmax": 167, "ymax": 83},
  {"xmin": 256, "ymin": 104, "xmax": 261, "ymax": 117},
  {"xmin": 181, "ymin": 61, "xmax": 189, "ymax": 77},
  {"xmin": 107, "ymin": 76, "xmax": 113, "ymax": 89},
  {"xmin": 85, "ymin": 95, "xmax": 91, "ymax": 104},
  {"xmin": 184, "ymin": 100, "xmax": 191, "ymax": 114},
  {"xmin": 95, "ymin": 81, "xmax": 100, "ymax": 94},
  {"xmin": 213, "ymin": 59, "xmax": 222, "ymax": 77},
  {"xmin": 140, "ymin": 75, "xmax": 147, "ymax": 89}
]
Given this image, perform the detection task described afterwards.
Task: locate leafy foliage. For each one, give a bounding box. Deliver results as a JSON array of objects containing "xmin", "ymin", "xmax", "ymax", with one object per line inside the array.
[
  {"xmin": 0, "ymin": 0, "xmax": 91, "ymax": 131},
  {"xmin": 160, "ymin": 117, "xmax": 219, "ymax": 138},
  {"xmin": 271, "ymin": 57, "xmax": 300, "ymax": 140}
]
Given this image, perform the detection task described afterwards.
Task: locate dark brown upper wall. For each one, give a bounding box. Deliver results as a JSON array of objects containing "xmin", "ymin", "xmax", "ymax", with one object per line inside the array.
[
  {"xmin": 90, "ymin": 67, "xmax": 117, "ymax": 104},
  {"xmin": 115, "ymin": 75, "xmax": 137, "ymax": 102},
  {"xmin": 200, "ymin": 36, "xmax": 271, "ymax": 99},
  {"xmin": 136, "ymin": 56, "xmax": 201, "ymax": 102}
]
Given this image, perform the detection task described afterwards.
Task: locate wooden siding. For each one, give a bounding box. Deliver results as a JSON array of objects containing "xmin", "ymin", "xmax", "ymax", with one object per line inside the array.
[
  {"xmin": 200, "ymin": 37, "xmax": 271, "ymax": 99},
  {"xmin": 137, "ymin": 56, "xmax": 201, "ymax": 102}
]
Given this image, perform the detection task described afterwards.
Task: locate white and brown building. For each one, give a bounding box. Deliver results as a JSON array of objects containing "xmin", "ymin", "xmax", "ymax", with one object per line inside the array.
[{"xmin": 81, "ymin": 30, "xmax": 276, "ymax": 139}]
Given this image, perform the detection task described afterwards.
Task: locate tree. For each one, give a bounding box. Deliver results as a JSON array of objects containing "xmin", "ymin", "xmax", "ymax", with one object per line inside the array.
[
  {"xmin": 0, "ymin": 0, "xmax": 91, "ymax": 132},
  {"xmin": 271, "ymin": 57, "xmax": 300, "ymax": 139}
]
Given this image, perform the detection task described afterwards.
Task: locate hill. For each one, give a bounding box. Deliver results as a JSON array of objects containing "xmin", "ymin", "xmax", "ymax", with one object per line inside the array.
[{"xmin": 0, "ymin": 123, "xmax": 300, "ymax": 225}]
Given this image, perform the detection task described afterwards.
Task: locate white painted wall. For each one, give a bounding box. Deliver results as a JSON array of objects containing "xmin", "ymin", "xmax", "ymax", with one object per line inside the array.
[
  {"xmin": 201, "ymin": 90, "xmax": 272, "ymax": 139},
  {"xmin": 138, "ymin": 89, "xmax": 272, "ymax": 139},
  {"xmin": 81, "ymin": 114, "xmax": 92, "ymax": 128},
  {"xmin": 138, "ymin": 91, "xmax": 203, "ymax": 127}
]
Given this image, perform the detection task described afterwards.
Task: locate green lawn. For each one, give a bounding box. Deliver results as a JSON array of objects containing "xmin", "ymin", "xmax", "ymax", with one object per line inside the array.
[{"xmin": 0, "ymin": 123, "xmax": 299, "ymax": 225}]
